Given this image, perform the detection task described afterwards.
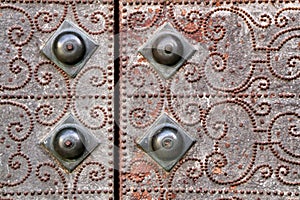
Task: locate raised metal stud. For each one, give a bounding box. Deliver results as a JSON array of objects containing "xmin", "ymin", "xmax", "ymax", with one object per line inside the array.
[
  {"xmin": 41, "ymin": 20, "xmax": 98, "ymax": 78},
  {"xmin": 138, "ymin": 113, "xmax": 196, "ymax": 171},
  {"xmin": 41, "ymin": 114, "xmax": 99, "ymax": 172},
  {"xmin": 52, "ymin": 32, "xmax": 86, "ymax": 65},
  {"xmin": 139, "ymin": 23, "xmax": 196, "ymax": 79},
  {"xmin": 152, "ymin": 34, "xmax": 183, "ymax": 66},
  {"xmin": 151, "ymin": 125, "xmax": 184, "ymax": 161},
  {"xmin": 53, "ymin": 125, "xmax": 86, "ymax": 160}
]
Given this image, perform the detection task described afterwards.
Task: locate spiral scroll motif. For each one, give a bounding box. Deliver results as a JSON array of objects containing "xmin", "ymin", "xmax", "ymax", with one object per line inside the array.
[{"xmin": 0, "ymin": 2, "xmax": 114, "ymax": 199}]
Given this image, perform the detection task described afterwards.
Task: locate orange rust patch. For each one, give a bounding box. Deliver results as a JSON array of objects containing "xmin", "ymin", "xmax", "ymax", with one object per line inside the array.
[
  {"xmin": 212, "ymin": 167, "xmax": 222, "ymax": 174},
  {"xmin": 215, "ymin": 1, "xmax": 221, "ymax": 6},
  {"xmin": 225, "ymin": 143, "xmax": 231, "ymax": 148},
  {"xmin": 138, "ymin": 57, "xmax": 147, "ymax": 62},
  {"xmin": 224, "ymin": 53, "xmax": 229, "ymax": 59},
  {"xmin": 132, "ymin": 191, "xmax": 152, "ymax": 200},
  {"xmin": 230, "ymin": 186, "xmax": 237, "ymax": 191}
]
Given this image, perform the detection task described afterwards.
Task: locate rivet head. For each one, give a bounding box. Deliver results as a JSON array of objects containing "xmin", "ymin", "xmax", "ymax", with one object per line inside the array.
[
  {"xmin": 53, "ymin": 126, "xmax": 85, "ymax": 160},
  {"xmin": 53, "ymin": 32, "xmax": 86, "ymax": 65},
  {"xmin": 41, "ymin": 114, "xmax": 99, "ymax": 172},
  {"xmin": 151, "ymin": 126, "xmax": 183, "ymax": 161},
  {"xmin": 138, "ymin": 113, "xmax": 196, "ymax": 171},
  {"xmin": 41, "ymin": 20, "xmax": 98, "ymax": 78},
  {"xmin": 152, "ymin": 34, "xmax": 183, "ymax": 66},
  {"xmin": 139, "ymin": 23, "xmax": 198, "ymax": 79}
]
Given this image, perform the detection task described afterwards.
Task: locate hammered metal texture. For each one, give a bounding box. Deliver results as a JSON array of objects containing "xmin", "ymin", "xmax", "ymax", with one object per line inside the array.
[
  {"xmin": 0, "ymin": 1, "xmax": 114, "ymax": 199},
  {"xmin": 119, "ymin": 1, "xmax": 300, "ymax": 199}
]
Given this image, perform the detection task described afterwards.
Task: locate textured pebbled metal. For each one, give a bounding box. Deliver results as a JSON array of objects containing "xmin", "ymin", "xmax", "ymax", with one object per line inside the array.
[
  {"xmin": 1, "ymin": 0, "xmax": 300, "ymax": 200},
  {"xmin": 119, "ymin": 1, "xmax": 300, "ymax": 200},
  {"xmin": 0, "ymin": 1, "xmax": 114, "ymax": 199}
]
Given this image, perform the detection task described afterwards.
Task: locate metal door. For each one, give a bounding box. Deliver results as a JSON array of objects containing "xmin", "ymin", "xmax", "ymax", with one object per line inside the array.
[
  {"xmin": 0, "ymin": 1, "xmax": 114, "ymax": 199},
  {"xmin": 1, "ymin": 1, "xmax": 300, "ymax": 199}
]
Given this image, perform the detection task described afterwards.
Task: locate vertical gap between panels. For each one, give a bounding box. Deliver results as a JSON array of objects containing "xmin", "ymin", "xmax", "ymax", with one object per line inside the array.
[{"xmin": 113, "ymin": 0, "xmax": 120, "ymax": 199}]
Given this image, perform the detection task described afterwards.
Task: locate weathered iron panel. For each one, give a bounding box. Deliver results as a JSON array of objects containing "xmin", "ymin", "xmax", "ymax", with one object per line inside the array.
[
  {"xmin": 0, "ymin": 1, "xmax": 114, "ymax": 199},
  {"xmin": 119, "ymin": 1, "xmax": 300, "ymax": 199},
  {"xmin": 1, "ymin": 0, "xmax": 300, "ymax": 199}
]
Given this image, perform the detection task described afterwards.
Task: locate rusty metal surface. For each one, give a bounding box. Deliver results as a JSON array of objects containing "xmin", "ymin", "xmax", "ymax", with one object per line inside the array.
[
  {"xmin": 119, "ymin": 1, "xmax": 300, "ymax": 199},
  {"xmin": 0, "ymin": 1, "xmax": 114, "ymax": 199},
  {"xmin": 1, "ymin": 0, "xmax": 300, "ymax": 199}
]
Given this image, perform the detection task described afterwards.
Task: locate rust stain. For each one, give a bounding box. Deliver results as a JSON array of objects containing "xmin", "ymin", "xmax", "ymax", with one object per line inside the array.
[
  {"xmin": 132, "ymin": 191, "xmax": 152, "ymax": 200},
  {"xmin": 170, "ymin": 192, "xmax": 177, "ymax": 199},
  {"xmin": 224, "ymin": 53, "xmax": 229, "ymax": 59},
  {"xmin": 144, "ymin": 18, "xmax": 153, "ymax": 27},
  {"xmin": 212, "ymin": 167, "xmax": 222, "ymax": 174},
  {"xmin": 189, "ymin": 31, "xmax": 204, "ymax": 43},
  {"xmin": 230, "ymin": 186, "xmax": 237, "ymax": 191},
  {"xmin": 215, "ymin": 1, "xmax": 221, "ymax": 6},
  {"xmin": 225, "ymin": 143, "xmax": 231, "ymax": 148},
  {"xmin": 138, "ymin": 57, "xmax": 147, "ymax": 62},
  {"xmin": 133, "ymin": 68, "xmax": 141, "ymax": 75}
]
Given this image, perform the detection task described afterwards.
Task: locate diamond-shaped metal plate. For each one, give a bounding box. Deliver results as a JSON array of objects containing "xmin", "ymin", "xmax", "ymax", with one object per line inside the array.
[
  {"xmin": 41, "ymin": 20, "xmax": 98, "ymax": 78},
  {"xmin": 139, "ymin": 23, "xmax": 197, "ymax": 79},
  {"xmin": 41, "ymin": 114, "xmax": 99, "ymax": 172},
  {"xmin": 0, "ymin": 1, "xmax": 114, "ymax": 199},
  {"xmin": 119, "ymin": 1, "xmax": 300, "ymax": 199},
  {"xmin": 138, "ymin": 113, "xmax": 196, "ymax": 171}
]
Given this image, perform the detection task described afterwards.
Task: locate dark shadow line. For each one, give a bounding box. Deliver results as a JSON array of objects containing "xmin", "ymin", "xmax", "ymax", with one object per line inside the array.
[{"xmin": 113, "ymin": 0, "xmax": 120, "ymax": 199}]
